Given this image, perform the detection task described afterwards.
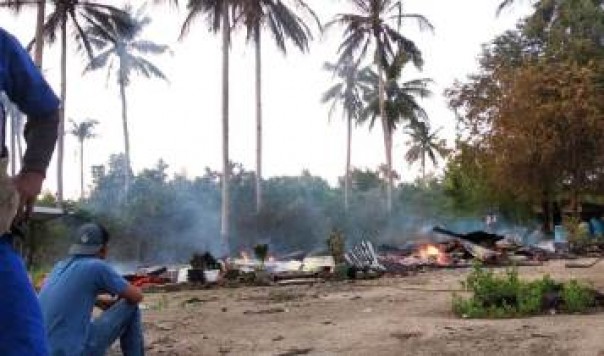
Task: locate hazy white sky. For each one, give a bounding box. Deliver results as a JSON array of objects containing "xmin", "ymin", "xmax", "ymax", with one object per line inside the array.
[{"xmin": 0, "ymin": 0, "xmax": 532, "ymax": 199}]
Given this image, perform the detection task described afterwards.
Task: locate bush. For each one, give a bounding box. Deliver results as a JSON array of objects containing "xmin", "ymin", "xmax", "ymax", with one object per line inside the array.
[
  {"xmin": 453, "ymin": 263, "xmax": 595, "ymax": 318},
  {"xmin": 563, "ymin": 280, "xmax": 595, "ymax": 313}
]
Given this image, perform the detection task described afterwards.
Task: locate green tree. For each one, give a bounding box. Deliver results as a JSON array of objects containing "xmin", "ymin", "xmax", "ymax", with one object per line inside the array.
[
  {"xmin": 83, "ymin": 5, "xmax": 169, "ymax": 198},
  {"xmin": 68, "ymin": 118, "xmax": 98, "ymax": 199},
  {"xmin": 447, "ymin": 20, "xmax": 604, "ymax": 225},
  {"xmin": 327, "ymin": 0, "xmax": 433, "ymax": 213},
  {"xmin": 404, "ymin": 121, "xmax": 449, "ymax": 182},
  {"xmin": 322, "ymin": 59, "xmax": 368, "ymax": 211},
  {"xmin": 180, "ymin": 0, "xmax": 237, "ymax": 254},
  {"xmin": 233, "ymin": 0, "xmax": 319, "ymax": 214}
]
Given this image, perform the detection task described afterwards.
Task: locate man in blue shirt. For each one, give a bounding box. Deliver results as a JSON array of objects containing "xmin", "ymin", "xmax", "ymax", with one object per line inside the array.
[
  {"xmin": 0, "ymin": 27, "xmax": 61, "ymax": 355},
  {"xmin": 39, "ymin": 223, "xmax": 145, "ymax": 356}
]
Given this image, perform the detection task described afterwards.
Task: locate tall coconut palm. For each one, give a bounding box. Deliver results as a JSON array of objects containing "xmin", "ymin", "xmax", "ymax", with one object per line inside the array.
[
  {"xmin": 83, "ymin": 5, "xmax": 169, "ymax": 199},
  {"xmin": 359, "ymin": 51, "xmax": 432, "ymax": 197},
  {"xmin": 180, "ymin": 0, "xmax": 236, "ymax": 254},
  {"xmin": 0, "ymin": 93, "xmax": 24, "ymax": 175},
  {"xmin": 27, "ymin": 1, "xmax": 132, "ymax": 205},
  {"xmin": 34, "ymin": 1, "xmax": 46, "ymax": 66},
  {"xmin": 68, "ymin": 118, "xmax": 98, "ymax": 199},
  {"xmin": 327, "ymin": 0, "xmax": 433, "ymax": 213},
  {"xmin": 404, "ymin": 121, "xmax": 449, "ymax": 182},
  {"xmin": 232, "ymin": 0, "xmax": 319, "ymax": 214},
  {"xmin": 321, "ymin": 58, "xmax": 367, "ymax": 211}
]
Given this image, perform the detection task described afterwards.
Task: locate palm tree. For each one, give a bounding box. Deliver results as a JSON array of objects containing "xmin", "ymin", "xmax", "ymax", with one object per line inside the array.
[
  {"xmin": 0, "ymin": 93, "xmax": 24, "ymax": 175},
  {"xmin": 232, "ymin": 0, "xmax": 319, "ymax": 214},
  {"xmin": 83, "ymin": 5, "xmax": 169, "ymax": 198},
  {"xmin": 404, "ymin": 121, "xmax": 449, "ymax": 182},
  {"xmin": 68, "ymin": 118, "xmax": 98, "ymax": 199},
  {"xmin": 327, "ymin": 0, "xmax": 433, "ymax": 213},
  {"xmin": 359, "ymin": 51, "xmax": 432, "ymax": 197},
  {"xmin": 27, "ymin": 0, "xmax": 132, "ymax": 205},
  {"xmin": 321, "ymin": 58, "xmax": 367, "ymax": 211},
  {"xmin": 180, "ymin": 0, "xmax": 236, "ymax": 254},
  {"xmin": 34, "ymin": 1, "xmax": 46, "ymax": 66}
]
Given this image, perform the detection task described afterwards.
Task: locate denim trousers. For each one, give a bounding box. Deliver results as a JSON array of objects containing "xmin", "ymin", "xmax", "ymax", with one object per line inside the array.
[
  {"xmin": 0, "ymin": 237, "xmax": 49, "ymax": 356},
  {"xmin": 85, "ymin": 299, "xmax": 144, "ymax": 356}
]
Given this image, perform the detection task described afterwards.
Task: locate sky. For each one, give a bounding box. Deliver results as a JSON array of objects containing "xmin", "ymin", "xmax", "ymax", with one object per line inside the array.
[{"xmin": 0, "ymin": 0, "xmax": 533, "ymax": 199}]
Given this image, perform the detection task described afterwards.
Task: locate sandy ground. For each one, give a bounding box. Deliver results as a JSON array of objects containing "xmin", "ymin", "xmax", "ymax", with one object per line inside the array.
[{"xmin": 126, "ymin": 260, "xmax": 604, "ymax": 356}]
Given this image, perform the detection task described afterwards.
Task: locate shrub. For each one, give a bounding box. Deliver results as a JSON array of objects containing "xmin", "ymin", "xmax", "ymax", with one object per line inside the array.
[
  {"xmin": 453, "ymin": 263, "xmax": 595, "ymax": 318},
  {"xmin": 562, "ymin": 280, "xmax": 595, "ymax": 312}
]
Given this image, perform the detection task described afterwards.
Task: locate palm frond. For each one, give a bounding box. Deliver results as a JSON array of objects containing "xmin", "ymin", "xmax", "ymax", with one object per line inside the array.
[
  {"xmin": 180, "ymin": 1, "xmax": 205, "ymax": 39},
  {"xmin": 405, "ymin": 145, "xmax": 421, "ymax": 164},
  {"xmin": 398, "ymin": 13, "xmax": 434, "ymax": 33},
  {"xmin": 131, "ymin": 40, "xmax": 171, "ymax": 55},
  {"xmin": 132, "ymin": 55, "xmax": 169, "ymax": 82},
  {"xmin": 83, "ymin": 47, "xmax": 114, "ymax": 72},
  {"xmin": 321, "ymin": 84, "xmax": 343, "ymax": 104},
  {"xmin": 496, "ymin": 0, "xmax": 516, "ymax": 16}
]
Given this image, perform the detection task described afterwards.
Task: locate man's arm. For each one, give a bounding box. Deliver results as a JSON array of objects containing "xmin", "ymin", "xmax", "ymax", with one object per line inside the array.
[
  {"xmin": 96, "ymin": 262, "xmax": 144, "ymax": 305},
  {"xmin": 21, "ymin": 110, "xmax": 59, "ymax": 176},
  {"xmin": 2, "ymin": 29, "xmax": 60, "ymax": 217},
  {"xmin": 95, "ymin": 285, "xmax": 142, "ymax": 310},
  {"xmin": 12, "ymin": 111, "xmax": 58, "ymax": 219},
  {"xmin": 119, "ymin": 284, "xmax": 144, "ymax": 304}
]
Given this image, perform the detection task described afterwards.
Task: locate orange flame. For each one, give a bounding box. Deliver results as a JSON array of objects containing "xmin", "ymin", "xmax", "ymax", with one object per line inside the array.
[{"xmin": 418, "ymin": 244, "xmax": 449, "ymax": 265}]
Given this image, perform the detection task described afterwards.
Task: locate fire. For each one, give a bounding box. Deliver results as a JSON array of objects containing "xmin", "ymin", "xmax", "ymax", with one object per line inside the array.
[{"xmin": 418, "ymin": 244, "xmax": 449, "ymax": 265}]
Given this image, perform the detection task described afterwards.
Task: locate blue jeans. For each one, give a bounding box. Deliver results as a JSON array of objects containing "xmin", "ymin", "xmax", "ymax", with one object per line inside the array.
[
  {"xmin": 85, "ymin": 299, "xmax": 144, "ymax": 356},
  {"xmin": 0, "ymin": 237, "xmax": 48, "ymax": 356}
]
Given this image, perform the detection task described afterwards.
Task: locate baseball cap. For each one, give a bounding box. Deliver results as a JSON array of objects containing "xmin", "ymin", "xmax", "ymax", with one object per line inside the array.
[{"xmin": 68, "ymin": 223, "xmax": 109, "ymax": 255}]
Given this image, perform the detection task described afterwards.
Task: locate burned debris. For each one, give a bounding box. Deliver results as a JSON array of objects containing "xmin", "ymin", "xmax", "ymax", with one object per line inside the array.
[{"xmin": 118, "ymin": 223, "xmax": 603, "ymax": 292}]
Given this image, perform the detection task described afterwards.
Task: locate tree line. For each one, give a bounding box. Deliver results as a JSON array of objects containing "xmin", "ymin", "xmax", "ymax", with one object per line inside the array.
[{"xmin": 27, "ymin": 154, "xmax": 465, "ymax": 268}]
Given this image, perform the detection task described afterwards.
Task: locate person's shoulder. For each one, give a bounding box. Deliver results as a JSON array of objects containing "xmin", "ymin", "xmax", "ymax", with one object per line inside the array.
[
  {"xmin": 0, "ymin": 27, "xmax": 19, "ymax": 47},
  {"xmin": 84, "ymin": 257, "xmax": 114, "ymax": 269}
]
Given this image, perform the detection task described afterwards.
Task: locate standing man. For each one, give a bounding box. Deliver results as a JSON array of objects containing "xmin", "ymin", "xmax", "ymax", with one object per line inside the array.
[
  {"xmin": 0, "ymin": 27, "xmax": 61, "ymax": 355},
  {"xmin": 39, "ymin": 223, "xmax": 145, "ymax": 356}
]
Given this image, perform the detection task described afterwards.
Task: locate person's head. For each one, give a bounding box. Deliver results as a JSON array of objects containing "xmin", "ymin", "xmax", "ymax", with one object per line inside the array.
[{"xmin": 68, "ymin": 223, "xmax": 110, "ymax": 259}]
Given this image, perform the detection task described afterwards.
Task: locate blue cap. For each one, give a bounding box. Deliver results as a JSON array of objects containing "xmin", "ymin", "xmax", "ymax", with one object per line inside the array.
[{"xmin": 68, "ymin": 223, "xmax": 109, "ymax": 255}]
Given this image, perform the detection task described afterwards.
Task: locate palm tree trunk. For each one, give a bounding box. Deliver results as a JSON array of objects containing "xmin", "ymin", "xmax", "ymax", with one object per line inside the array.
[
  {"xmin": 378, "ymin": 64, "xmax": 392, "ymax": 213},
  {"xmin": 56, "ymin": 18, "xmax": 67, "ymax": 206},
  {"xmin": 220, "ymin": 5, "xmax": 231, "ymax": 255},
  {"xmin": 254, "ymin": 26, "xmax": 263, "ymax": 214},
  {"xmin": 421, "ymin": 153, "xmax": 426, "ymax": 183},
  {"xmin": 9, "ymin": 113, "xmax": 16, "ymax": 176},
  {"xmin": 15, "ymin": 112, "xmax": 23, "ymax": 165},
  {"xmin": 345, "ymin": 112, "xmax": 352, "ymax": 212},
  {"xmin": 119, "ymin": 81, "xmax": 131, "ymax": 199},
  {"xmin": 33, "ymin": 0, "xmax": 46, "ymax": 67},
  {"xmin": 79, "ymin": 139, "xmax": 84, "ymax": 199}
]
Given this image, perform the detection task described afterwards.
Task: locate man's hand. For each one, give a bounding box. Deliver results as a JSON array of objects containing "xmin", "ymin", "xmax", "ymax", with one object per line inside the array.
[
  {"xmin": 95, "ymin": 294, "xmax": 118, "ymax": 311},
  {"xmin": 13, "ymin": 171, "xmax": 44, "ymax": 221}
]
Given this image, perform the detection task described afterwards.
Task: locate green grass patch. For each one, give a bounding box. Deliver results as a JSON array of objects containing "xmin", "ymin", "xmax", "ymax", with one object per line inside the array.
[{"xmin": 453, "ymin": 263, "xmax": 596, "ymax": 318}]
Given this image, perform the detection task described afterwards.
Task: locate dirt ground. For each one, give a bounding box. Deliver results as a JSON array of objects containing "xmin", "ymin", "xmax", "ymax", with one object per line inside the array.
[{"xmin": 132, "ymin": 260, "xmax": 604, "ymax": 356}]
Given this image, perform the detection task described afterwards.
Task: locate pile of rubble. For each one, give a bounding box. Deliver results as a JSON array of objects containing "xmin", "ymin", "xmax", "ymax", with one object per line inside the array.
[
  {"xmin": 120, "ymin": 226, "xmax": 584, "ymax": 291},
  {"xmin": 374, "ymin": 226, "xmax": 558, "ymax": 273}
]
